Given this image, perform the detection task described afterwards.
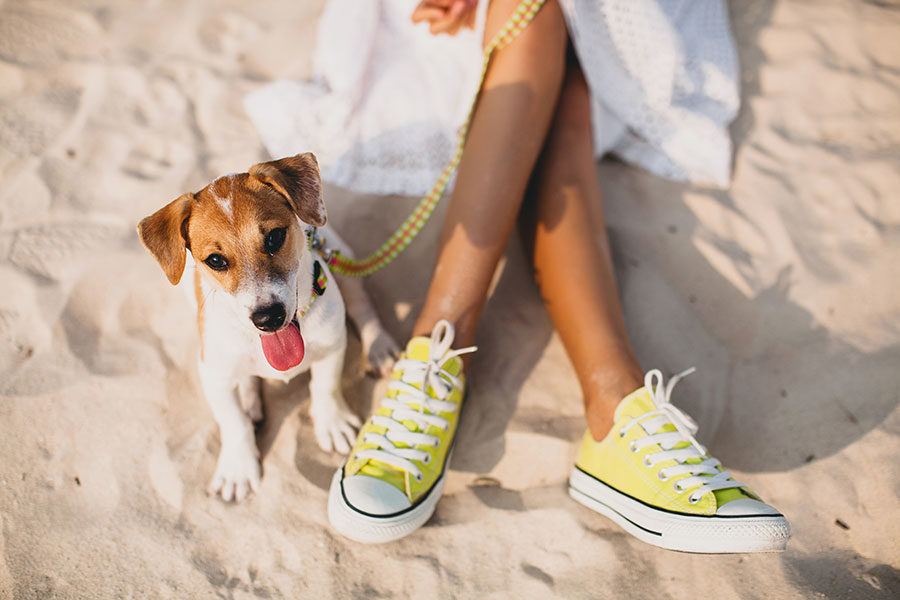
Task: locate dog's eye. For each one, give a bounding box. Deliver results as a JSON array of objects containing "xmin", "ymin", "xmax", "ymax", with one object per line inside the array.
[
  {"xmin": 204, "ymin": 254, "xmax": 228, "ymax": 271},
  {"xmin": 264, "ymin": 228, "xmax": 287, "ymax": 255}
]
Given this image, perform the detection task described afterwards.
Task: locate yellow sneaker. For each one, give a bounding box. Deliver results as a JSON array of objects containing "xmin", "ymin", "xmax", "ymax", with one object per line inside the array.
[
  {"xmin": 569, "ymin": 369, "xmax": 791, "ymax": 553},
  {"xmin": 328, "ymin": 320, "xmax": 475, "ymax": 543}
]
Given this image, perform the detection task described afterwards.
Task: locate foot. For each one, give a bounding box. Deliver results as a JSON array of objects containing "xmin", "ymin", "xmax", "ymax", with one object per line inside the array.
[
  {"xmin": 569, "ymin": 369, "xmax": 791, "ymax": 553},
  {"xmin": 309, "ymin": 394, "xmax": 362, "ymax": 455},
  {"xmin": 360, "ymin": 320, "xmax": 400, "ymax": 377},
  {"xmin": 328, "ymin": 320, "xmax": 475, "ymax": 543},
  {"xmin": 208, "ymin": 436, "xmax": 262, "ymax": 503}
]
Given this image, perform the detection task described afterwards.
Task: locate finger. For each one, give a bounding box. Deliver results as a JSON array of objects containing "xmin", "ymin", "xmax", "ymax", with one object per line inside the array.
[
  {"xmin": 412, "ymin": 5, "xmax": 448, "ymax": 24},
  {"xmin": 429, "ymin": 1, "xmax": 466, "ymax": 34},
  {"xmin": 447, "ymin": 0, "xmax": 470, "ymax": 34},
  {"xmin": 448, "ymin": 17, "xmax": 466, "ymax": 36},
  {"xmin": 464, "ymin": 3, "xmax": 477, "ymax": 29}
]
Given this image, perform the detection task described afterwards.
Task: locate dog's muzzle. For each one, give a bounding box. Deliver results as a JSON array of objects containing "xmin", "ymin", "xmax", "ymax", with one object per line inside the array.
[{"xmin": 251, "ymin": 303, "xmax": 287, "ymax": 332}]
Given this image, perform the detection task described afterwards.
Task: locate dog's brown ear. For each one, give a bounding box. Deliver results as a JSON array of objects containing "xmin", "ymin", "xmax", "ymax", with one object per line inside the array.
[
  {"xmin": 137, "ymin": 193, "xmax": 193, "ymax": 285},
  {"xmin": 249, "ymin": 153, "xmax": 326, "ymax": 227}
]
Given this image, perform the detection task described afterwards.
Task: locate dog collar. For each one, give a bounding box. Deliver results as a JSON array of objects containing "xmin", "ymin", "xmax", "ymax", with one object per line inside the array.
[
  {"xmin": 306, "ymin": 225, "xmax": 340, "ymax": 265},
  {"xmin": 298, "ymin": 228, "xmax": 328, "ymax": 320}
]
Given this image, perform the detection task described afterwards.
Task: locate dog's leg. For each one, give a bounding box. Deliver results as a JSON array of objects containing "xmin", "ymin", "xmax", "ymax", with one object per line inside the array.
[
  {"xmin": 320, "ymin": 225, "xmax": 399, "ymax": 375},
  {"xmin": 341, "ymin": 276, "xmax": 400, "ymax": 377},
  {"xmin": 199, "ymin": 360, "xmax": 262, "ymax": 502},
  {"xmin": 238, "ymin": 375, "xmax": 264, "ymax": 423},
  {"xmin": 308, "ymin": 333, "xmax": 362, "ymax": 454}
]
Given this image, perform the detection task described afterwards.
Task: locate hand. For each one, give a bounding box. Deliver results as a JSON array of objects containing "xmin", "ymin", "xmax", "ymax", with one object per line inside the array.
[{"xmin": 411, "ymin": 0, "xmax": 477, "ymax": 36}]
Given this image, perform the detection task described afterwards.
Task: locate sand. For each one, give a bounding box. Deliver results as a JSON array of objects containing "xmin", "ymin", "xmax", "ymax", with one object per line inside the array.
[{"xmin": 0, "ymin": 0, "xmax": 898, "ymax": 598}]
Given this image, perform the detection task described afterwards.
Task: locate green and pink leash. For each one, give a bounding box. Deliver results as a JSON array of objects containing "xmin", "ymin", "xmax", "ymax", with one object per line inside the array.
[{"xmin": 320, "ymin": 0, "xmax": 547, "ymax": 277}]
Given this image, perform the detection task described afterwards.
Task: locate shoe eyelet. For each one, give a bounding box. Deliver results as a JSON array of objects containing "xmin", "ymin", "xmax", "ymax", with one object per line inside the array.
[
  {"xmin": 618, "ymin": 429, "xmax": 626, "ymax": 438},
  {"xmin": 673, "ymin": 482, "xmax": 683, "ymax": 493},
  {"xmin": 629, "ymin": 441, "xmax": 638, "ymax": 453},
  {"xmin": 688, "ymin": 495, "xmax": 700, "ymax": 504},
  {"xmin": 658, "ymin": 471, "xmax": 669, "ymax": 481},
  {"xmin": 414, "ymin": 473, "xmax": 424, "ymax": 482},
  {"xmin": 432, "ymin": 439, "xmax": 440, "ymax": 448},
  {"xmin": 422, "ymin": 454, "xmax": 431, "ymax": 464},
  {"xmin": 643, "ymin": 456, "xmax": 652, "ymax": 467}
]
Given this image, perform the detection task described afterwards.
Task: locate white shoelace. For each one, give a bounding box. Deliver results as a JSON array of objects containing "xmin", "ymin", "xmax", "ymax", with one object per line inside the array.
[
  {"xmin": 618, "ymin": 368, "xmax": 745, "ymax": 504},
  {"xmin": 354, "ymin": 320, "xmax": 476, "ymax": 482}
]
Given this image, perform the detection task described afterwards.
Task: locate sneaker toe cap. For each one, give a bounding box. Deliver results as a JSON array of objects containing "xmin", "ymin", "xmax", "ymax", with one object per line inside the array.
[
  {"xmin": 716, "ymin": 498, "xmax": 781, "ymax": 516},
  {"xmin": 342, "ymin": 475, "xmax": 411, "ymax": 515}
]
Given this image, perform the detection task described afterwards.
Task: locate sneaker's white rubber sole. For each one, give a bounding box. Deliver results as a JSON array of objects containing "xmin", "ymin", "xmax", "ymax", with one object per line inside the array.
[
  {"xmin": 568, "ymin": 467, "xmax": 790, "ymax": 553},
  {"xmin": 327, "ymin": 468, "xmax": 447, "ymax": 544}
]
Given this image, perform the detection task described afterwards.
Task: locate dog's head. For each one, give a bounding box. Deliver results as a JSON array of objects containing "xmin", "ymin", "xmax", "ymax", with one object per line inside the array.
[{"xmin": 138, "ymin": 153, "xmax": 325, "ymax": 348}]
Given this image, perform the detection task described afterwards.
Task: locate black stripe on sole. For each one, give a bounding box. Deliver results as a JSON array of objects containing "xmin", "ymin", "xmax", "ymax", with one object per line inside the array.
[
  {"xmin": 572, "ymin": 465, "xmax": 786, "ymax": 520},
  {"xmin": 571, "ymin": 486, "xmax": 663, "ymax": 537}
]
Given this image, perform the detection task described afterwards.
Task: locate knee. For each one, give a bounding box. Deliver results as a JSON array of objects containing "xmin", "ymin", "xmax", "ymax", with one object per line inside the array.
[{"xmin": 484, "ymin": 0, "xmax": 567, "ymax": 62}]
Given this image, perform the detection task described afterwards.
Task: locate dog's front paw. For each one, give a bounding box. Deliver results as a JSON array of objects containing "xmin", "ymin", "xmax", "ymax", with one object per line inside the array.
[
  {"xmin": 208, "ymin": 442, "xmax": 261, "ymax": 503},
  {"xmin": 361, "ymin": 323, "xmax": 399, "ymax": 377},
  {"xmin": 310, "ymin": 398, "xmax": 362, "ymax": 455}
]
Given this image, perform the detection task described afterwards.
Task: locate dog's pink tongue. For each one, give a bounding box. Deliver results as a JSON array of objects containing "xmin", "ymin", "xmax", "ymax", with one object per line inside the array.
[{"xmin": 260, "ymin": 321, "xmax": 304, "ymax": 371}]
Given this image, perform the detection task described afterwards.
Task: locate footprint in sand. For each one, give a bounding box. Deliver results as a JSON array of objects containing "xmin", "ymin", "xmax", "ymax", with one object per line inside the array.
[
  {"xmin": 0, "ymin": 3, "xmax": 103, "ymax": 66},
  {"xmin": 8, "ymin": 221, "xmax": 123, "ymax": 281},
  {"xmin": 149, "ymin": 440, "xmax": 184, "ymax": 512},
  {"xmin": 0, "ymin": 86, "xmax": 82, "ymax": 160},
  {"xmin": 198, "ymin": 12, "xmax": 262, "ymax": 57}
]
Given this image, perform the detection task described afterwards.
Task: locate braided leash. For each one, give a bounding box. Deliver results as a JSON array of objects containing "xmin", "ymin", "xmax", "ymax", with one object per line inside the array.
[{"xmin": 325, "ymin": 0, "xmax": 547, "ymax": 277}]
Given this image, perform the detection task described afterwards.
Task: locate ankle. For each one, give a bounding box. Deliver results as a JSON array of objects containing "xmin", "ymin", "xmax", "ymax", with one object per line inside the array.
[
  {"xmin": 585, "ymin": 408, "xmax": 616, "ymax": 441},
  {"xmin": 410, "ymin": 316, "xmax": 478, "ymax": 370},
  {"xmin": 582, "ymin": 366, "xmax": 644, "ymax": 441},
  {"xmin": 412, "ymin": 314, "xmax": 478, "ymax": 349}
]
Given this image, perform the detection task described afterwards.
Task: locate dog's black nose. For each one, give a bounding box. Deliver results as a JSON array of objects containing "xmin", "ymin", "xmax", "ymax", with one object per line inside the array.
[{"xmin": 251, "ymin": 303, "xmax": 287, "ymax": 332}]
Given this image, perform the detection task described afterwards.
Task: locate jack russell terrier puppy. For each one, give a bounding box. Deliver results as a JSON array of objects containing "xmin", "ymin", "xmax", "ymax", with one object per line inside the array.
[{"xmin": 138, "ymin": 153, "xmax": 398, "ymax": 503}]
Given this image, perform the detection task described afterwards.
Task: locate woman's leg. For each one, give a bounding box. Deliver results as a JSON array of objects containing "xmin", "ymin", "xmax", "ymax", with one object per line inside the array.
[
  {"xmin": 412, "ymin": 0, "xmax": 568, "ymax": 349},
  {"xmin": 521, "ymin": 61, "xmax": 644, "ymax": 440},
  {"xmin": 527, "ymin": 64, "xmax": 792, "ymax": 554},
  {"xmin": 329, "ymin": 1, "xmax": 573, "ymax": 544}
]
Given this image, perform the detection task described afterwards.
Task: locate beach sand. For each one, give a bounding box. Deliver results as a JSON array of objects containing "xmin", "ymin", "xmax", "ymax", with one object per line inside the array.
[{"xmin": 0, "ymin": 0, "xmax": 898, "ymax": 597}]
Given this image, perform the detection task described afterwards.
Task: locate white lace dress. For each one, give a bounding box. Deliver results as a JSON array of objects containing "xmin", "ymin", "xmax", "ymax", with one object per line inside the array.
[{"xmin": 244, "ymin": 0, "xmax": 740, "ymax": 194}]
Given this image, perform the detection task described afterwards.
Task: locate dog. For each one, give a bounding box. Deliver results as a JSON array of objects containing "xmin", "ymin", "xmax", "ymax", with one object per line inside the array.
[{"xmin": 138, "ymin": 153, "xmax": 398, "ymax": 502}]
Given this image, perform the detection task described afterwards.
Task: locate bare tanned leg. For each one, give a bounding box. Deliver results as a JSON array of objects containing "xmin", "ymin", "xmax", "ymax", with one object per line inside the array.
[
  {"xmin": 412, "ymin": 0, "xmax": 568, "ymax": 349},
  {"xmin": 524, "ymin": 63, "xmax": 644, "ymax": 440}
]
